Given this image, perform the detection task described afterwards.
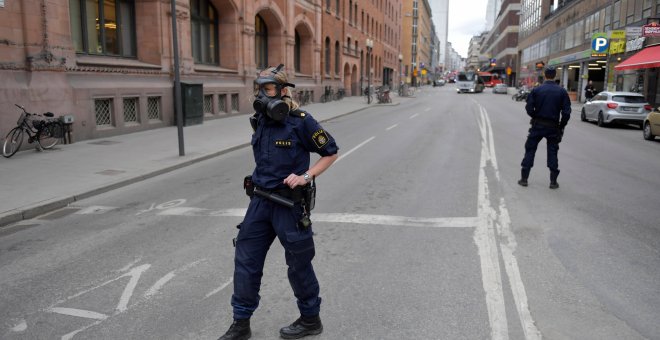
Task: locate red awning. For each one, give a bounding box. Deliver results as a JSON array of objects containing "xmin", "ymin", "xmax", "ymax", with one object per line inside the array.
[{"xmin": 615, "ymin": 45, "xmax": 660, "ymax": 71}]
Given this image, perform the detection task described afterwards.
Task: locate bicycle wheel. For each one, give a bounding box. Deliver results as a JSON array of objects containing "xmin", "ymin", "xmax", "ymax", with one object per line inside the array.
[
  {"xmin": 38, "ymin": 123, "xmax": 61, "ymax": 149},
  {"xmin": 2, "ymin": 127, "xmax": 24, "ymax": 158}
]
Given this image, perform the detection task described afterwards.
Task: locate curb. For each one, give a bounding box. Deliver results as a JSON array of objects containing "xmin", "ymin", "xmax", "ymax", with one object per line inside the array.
[{"xmin": 0, "ymin": 103, "xmax": 381, "ymax": 228}]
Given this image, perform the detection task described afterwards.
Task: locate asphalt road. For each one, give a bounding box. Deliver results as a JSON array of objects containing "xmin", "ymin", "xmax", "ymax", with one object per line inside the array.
[{"xmin": 1, "ymin": 85, "xmax": 659, "ymax": 340}]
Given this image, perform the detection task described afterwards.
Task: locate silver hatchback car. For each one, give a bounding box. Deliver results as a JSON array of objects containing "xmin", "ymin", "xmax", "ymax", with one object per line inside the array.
[{"xmin": 581, "ymin": 91, "xmax": 653, "ymax": 128}]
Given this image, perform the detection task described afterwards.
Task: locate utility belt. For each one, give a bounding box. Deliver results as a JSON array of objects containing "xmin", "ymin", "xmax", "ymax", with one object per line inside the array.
[
  {"xmin": 530, "ymin": 117, "xmax": 560, "ymax": 129},
  {"xmin": 243, "ymin": 175, "xmax": 316, "ymax": 210}
]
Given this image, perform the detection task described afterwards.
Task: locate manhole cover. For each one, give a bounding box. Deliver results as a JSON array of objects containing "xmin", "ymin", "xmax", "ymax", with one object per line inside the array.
[
  {"xmin": 95, "ymin": 169, "xmax": 126, "ymax": 176},
  {"xmin": 88, "ymin": 140, "xmax": 120, "ymax": 145}
]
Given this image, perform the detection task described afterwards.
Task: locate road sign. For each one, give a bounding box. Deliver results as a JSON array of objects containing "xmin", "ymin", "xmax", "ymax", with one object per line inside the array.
[{"xmin": 591, "ymin": 33, "xmax": 609, "ymax": 57}]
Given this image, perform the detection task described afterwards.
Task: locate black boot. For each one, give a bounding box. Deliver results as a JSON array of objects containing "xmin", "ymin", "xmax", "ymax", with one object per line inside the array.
[
  {"xmin": 549, "ymin": 170, "xmax": 560, "ymax": 189},
  {"xmin": 218, "ymin": 319, "xmax": 251, "ymax": 340},
  {"xmin": 279, "ymin": 315, "xmax": 323, "ymax": 339},
  {"xmin": 518, "ymin": 168, "xmax": 530, "ymax": 187}
]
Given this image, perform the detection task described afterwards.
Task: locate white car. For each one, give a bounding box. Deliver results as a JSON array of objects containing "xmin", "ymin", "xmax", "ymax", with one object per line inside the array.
[{"xmin": 581, "ymin": 91, "xmax": 653, "ymax": 128}]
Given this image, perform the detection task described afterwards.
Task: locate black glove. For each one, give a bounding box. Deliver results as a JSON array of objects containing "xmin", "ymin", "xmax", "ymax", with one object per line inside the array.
[{"xmin": 556, "ymin": 128, "xmax": 564, "ymax": 143}]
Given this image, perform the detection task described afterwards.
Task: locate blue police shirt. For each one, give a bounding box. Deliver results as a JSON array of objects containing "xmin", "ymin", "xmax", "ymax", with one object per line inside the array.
[
  {"xmin": 251, "ymin": 111, "xmax": 338, "ymax": 189},
  {"xmin": 525, "ymin": 80, "xmax": 572, "ymax": 127}
]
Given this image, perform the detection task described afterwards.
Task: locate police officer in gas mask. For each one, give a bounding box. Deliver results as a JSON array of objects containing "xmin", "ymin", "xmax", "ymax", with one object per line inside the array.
[{"xmin": 218, "ymin": 65, "xmax": 339, "ymax": 340}]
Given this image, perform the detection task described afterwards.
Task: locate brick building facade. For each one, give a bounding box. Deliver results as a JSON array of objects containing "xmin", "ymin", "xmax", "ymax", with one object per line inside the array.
[{"xmin": 0, "ymin": 0, "xmax": 402, "ymax": 142}]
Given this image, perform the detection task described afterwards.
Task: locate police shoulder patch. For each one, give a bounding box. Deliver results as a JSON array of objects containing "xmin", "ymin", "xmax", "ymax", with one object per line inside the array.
[{"xmin": 311, "ymin": 129, "xmax": 329, "ymax": 148}]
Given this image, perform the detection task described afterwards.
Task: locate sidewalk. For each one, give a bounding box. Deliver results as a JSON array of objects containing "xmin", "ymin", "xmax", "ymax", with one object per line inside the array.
[{"xmin": 0, "ymin": 95, "xmax": 403, "ymax": 227}]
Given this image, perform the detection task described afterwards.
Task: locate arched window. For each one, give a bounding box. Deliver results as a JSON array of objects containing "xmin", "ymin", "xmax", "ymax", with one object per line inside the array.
[
  {"xmin": 334, "ymin": 41, "xmax": 340, "ymax": 75},
  {"xmin": 69, "ymin": 0, "xmax": 136, "ymax": 56},
  {"xmin": 255, "ymin": 15, "xmax": 268, "ymax": 69},
  {"xmin": 347, "ymin": 37, "xmax": 351, "ymax": 54},
  {"xmin": 326, "ymin": 0, "xmax": 331, "ymax": 10},
  {"xmin": 191, "ymin": 0, "xmax": 219, "ymax": 64},
  {"xmin": 336, "ymin": 0, "xmax": 340, "ymax": 15},
  {"xmin": 294, "ymin": 31, "xmax": 301, "ymax": 72},
  {"xmin": 325, "ymin": 37, "xmax": 331, "ymax": 74}
]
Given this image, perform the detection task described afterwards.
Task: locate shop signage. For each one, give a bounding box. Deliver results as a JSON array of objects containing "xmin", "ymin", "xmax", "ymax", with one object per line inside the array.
[
  {"xmin": 642, "ymin": 23, "xmax": 660, "ymax": 37},
  {"xmin": 506, "ymin": 66, "xmax": 512, "ymax": 75},
  {"xmin": 627, "ymin": 27, "xmax": 643, "ymax": 38},
  {"xmin": 591, "ymin": 33, "xmax": 609, "ymax": 57},
  {"xmin": 609, "ymin": 30, "xmax": 626, "ymax": 39},
  {"xmin": 609, "ymin": 40, "xmax": 626, "ymax": 54},
  {"xmin": 626, "ymin": 37, "xmax": 646, "ymax": 52}
]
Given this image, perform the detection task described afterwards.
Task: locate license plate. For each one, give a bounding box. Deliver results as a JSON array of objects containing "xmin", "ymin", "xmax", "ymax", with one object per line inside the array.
[{"xmin": 622, "ymin": 107, "xmax": 638, "ymax": 112}]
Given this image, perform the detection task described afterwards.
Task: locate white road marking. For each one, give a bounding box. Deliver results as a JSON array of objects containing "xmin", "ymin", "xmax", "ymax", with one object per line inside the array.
[
  {"xmin": 116, "ymin": 258, "xmax": 142, "ymax": 273},
  {"xmin": 116, "ymin": 264, "xmax": 151, "ymax": 312},
  {"xmin": 475, "ymin": 101, "xmax": 541, "ymax": 340},
  {"xmin": 205, "ymin": 278, "xmax": 234, "ymax": 299},
  {"xmin": 75, "ymin": 206, "xmax": 116, "ymax": 214},
  {"xmin": 144, "ymin": 260, "xmax": 205, "ymax": 298},
  {"xmin": 386, "ymin": 124, "xmax": 398, "ymax": 130},
  {"xmin": 10, "ymin": 319, "xmax": 27, "ymax": 332},
  {"xmin": 336, "ymin": 136, "xmax": 375, "ymax": 163},
  {"xmin": 49, "ymin": 307, "xmax": 108, "ymax": 320},
  {"xmin": 409, "ymin": 113, "xmax": 419, "ymax": 119}
]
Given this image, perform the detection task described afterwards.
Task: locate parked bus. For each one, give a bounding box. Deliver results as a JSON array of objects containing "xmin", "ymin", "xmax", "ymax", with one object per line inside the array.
[
  {"xmin": 478, "ymin": 72, "xmax": 503, "ymax": 87},
  {"xmin": 456, "ymin": 71, "xmax": 485, "ymax": 93}
]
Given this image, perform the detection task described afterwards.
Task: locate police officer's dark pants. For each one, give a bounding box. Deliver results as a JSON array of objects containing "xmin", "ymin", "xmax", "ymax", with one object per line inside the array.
[
  {"xmin": 521, "ymin": 126, "xmax": 560, "ymax": 177},
  {"xmin": 231, "ymin": 196, "xmax": 320, "ymax": 320}
]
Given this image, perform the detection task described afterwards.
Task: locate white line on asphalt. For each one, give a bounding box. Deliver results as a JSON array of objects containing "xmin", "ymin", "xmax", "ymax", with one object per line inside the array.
[
  {"xmin": 10, "ymin": 319, "xmax": 27, "ymax": 332},
  {"xmin": 49, "ymin": 307, "xmax": 108, "ymax": 320},
  {"xmin": 409, "ymin": 113, "xmax": 419, "ymax": 119},
  {"xmin": 336, "ymin": 136, "xmax": 375, "ymax": 163},
  {"xmin": 116, "ymin": 264, "xmax": 151, "ymax": 312},
  {"xmin": 205, "ymin": 278, "xmax": 234, "ymax": 299},
  {"xmin": 386, "ymin": 124, "xmax": 398, "ymax": 130},
  {"xmin": 474, "ymin": 101, "xmax": 541, "ymax": 340},
  {"xmin": 144, "ymin": 260, "xmax": 206, "ymax": 298}
]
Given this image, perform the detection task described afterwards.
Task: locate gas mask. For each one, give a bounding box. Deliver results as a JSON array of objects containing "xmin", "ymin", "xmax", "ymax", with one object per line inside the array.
[{"xmin": 252, "ymin": 64, "xmax": 295, "ymax": 123}]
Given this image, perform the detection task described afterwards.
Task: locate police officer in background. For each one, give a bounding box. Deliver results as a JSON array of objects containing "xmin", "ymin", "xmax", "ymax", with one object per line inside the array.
[
  {"xmin": 518, "ymin": 66, "xmax": 571, "ymax": 189},
  {"xmin": 218, "ymin": 65, "xmax": 339, "ymax": 340}
]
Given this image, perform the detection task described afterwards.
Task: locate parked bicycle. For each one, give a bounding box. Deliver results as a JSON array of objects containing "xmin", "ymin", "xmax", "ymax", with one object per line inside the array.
[
  {"xmin": 334, "ymin": 88, "xmax": 345, "ymax": 101},
  {"xmin": 2, "ymin": 104, "xmax": 64, "ymax": 158},
  {"xmin": 363, "ymin": 86, "xmax": 373, "ymax": 104},
  {"xmin": 320, "ymin": 86, "xmax": 335, "ymax": 103},
  {"xmin": 376, "ymin": 86, "xmax": 392, "ymax": 104}
]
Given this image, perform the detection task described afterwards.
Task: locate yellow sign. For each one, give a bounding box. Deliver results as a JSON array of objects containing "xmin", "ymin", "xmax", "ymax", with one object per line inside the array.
[
  {"xmin": 413, "ymin": 70, "xmax": 418, "ymax": 77},
  {"xmin": 421, "ymin": 69, "xmax": 427, "ymax": 75},
  {"xmin": 506, "ymin": 66, "xmax": 512, "ymax": 75},
  {"xmin": 609, "ymin": 40, "xmax": 626, "ymax": 54},
  {"xmin": 610, "ymin": 30, "xmax": 626, "ymax": 39}
]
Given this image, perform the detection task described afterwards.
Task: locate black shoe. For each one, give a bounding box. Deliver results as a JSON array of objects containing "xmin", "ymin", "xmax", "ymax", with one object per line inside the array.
[
  {"xmin": 518, "ymin": 168, "xmax": 530, "ymax": 187},
  {"xmin": 549, "ymin": 181, "xmax": 559, "ymax": 189},
  {"xmin": 218, "ymin": 319, "xmax": 251, "ymax": 340},
  {"xmin": 279, "ymin": 315, "xmax": 323, "ymax": 339}
]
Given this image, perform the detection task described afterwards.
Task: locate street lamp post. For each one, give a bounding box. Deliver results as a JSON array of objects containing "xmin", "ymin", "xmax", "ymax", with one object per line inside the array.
[
  {"xmin": 398, "ymin": 53, "xmax": 403, "ymax": 89},
  {"xmin": 366, "ymin": 39, "xmax": 373, "ymax": 104}
]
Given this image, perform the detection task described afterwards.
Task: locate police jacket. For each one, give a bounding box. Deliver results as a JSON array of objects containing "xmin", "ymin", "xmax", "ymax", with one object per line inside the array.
[
  {"xmin": 525, "ymin": 80, "xmax": 572, "ymax": 128},
  {"xmin": 251, "ymin": 110, "xmax": 338, "ymax": 190}
]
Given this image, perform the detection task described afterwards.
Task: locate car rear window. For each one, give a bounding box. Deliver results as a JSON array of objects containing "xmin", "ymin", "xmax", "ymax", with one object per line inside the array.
[{"xmin": 612, "ymin": 96, "xmax": 646, "ymax": 103}]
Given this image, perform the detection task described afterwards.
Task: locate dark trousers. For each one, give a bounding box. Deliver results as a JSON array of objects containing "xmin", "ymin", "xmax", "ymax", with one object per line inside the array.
[
  {"xmin": 231, "ymin": 196, "xmax": 320, "ymax": 320},
  {"xmin": 521, "ymin": 126, "xmax": 560, "ymax": 172}
]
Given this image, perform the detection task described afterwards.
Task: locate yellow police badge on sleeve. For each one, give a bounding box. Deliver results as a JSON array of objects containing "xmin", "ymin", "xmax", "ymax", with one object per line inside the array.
[{"xmin": 312, "ymin": 129, "xmax": 329, "ymax": 148}]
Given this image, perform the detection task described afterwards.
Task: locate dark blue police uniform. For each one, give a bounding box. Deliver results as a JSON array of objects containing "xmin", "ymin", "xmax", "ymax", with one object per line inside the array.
[
  {"xmin": 520, "ymin": 78, "xmax": 571, "ymax": 184},
  {"xmin": 231, "ymin": 110, "xmax": 338, "ymax": 320}
]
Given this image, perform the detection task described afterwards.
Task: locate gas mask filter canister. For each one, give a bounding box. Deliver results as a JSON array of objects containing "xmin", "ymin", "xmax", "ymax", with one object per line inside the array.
[{"xmin": 252, "ymin": 65, "xmax": 295, "ymax": 122}]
